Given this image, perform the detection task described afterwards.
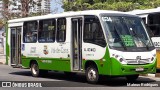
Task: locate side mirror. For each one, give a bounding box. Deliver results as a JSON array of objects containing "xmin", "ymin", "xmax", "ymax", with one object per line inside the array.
[{"xmin": 2, "ymin": 32, "xmax": 6, "ymax": 37}]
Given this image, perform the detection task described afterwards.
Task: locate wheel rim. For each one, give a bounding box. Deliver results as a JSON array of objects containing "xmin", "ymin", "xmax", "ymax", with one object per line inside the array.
[
  {"xmin": 32, "ymin": 64, "xmax": 38, "ymax": 75},
  {"xmin": 88, "ymin": 68, "xmax": 97, "ymax": 81}
]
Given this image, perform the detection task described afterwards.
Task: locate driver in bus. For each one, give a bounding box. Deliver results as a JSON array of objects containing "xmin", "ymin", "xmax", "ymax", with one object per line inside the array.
[
  {"xmin": 25, "ymin": 32, "xmax": 37, "ymax": 42},
  {"xmin": 25, "ymin": 32, "xmax": 32, "ymax": 42}
]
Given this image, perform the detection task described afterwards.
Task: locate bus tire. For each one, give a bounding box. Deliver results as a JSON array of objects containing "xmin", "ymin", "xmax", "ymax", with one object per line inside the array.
[
  {"xmin": 126, "ymin": 74, "xmax": 139, "ymax": 81},
  {"xmin": 31, "ymin": 62, "xmax": 40, "ymax": 77},
  {"xmin": 86, "ymin": 66, "xmax": 99, "ymax": 84}
]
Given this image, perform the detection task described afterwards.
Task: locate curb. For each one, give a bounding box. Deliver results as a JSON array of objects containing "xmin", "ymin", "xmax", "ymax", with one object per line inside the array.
[
  {"xmin": 140, "ymin": 74, "xmax": 160, "ymax": 77},
  {"xmin": 155, "ymin": 73, "xmax": 160, "ymax": 77},
  {"xmin": 148, "ymin": 74, "xmax": 155, "ymax": 77},
  {"xmin": 147, "ymin": 73, "xmax": 160, "ymax": 77}
]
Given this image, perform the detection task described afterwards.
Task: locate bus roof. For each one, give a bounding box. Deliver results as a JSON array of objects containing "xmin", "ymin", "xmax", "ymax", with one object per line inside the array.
[
  {"xmin": 128, "ymin": 7, "xmax": 160, "ymax": 15},
  {"xmin": 8, "ymin": 10, "xmax": 134, "ymax": 23}
]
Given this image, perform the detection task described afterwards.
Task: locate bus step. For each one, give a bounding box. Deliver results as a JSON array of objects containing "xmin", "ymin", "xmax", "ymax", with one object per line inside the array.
[{"xmin": 11, "ymin": 64, "xmax": 22, "ymax": 68}]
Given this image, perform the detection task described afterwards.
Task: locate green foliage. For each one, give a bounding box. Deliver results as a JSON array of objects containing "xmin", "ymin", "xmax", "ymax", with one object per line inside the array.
[{"xmin": 63, "ymin": 0, "xmax": 160, "ymax": 11}]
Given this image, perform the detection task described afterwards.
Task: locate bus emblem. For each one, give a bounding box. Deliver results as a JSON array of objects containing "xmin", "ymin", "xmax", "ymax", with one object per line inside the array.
[
  {"xmin": 136, "ymin": 56, "xmax": 141, "ymax": 63},
  {"xmin": 43, "ymin": 45, "xmax": 49, "ymax": 55}
]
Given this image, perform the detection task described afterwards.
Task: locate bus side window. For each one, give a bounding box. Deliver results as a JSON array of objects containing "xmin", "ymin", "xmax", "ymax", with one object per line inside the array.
[
  {"xmin": 38, "ymin": 19, "xmax": 56, "ymax": 42},
  {"xmin": 23, "ymin": 21, "xmax": 38, "ymax": 43},
  {"xmin": 83, "ymin": 15, "xmax": 106, "ymax": 47},
  {"xmin": 148, "ymin": 14, "xmax": 160, "ymax": 37},
  {"xmin": 56, "ymin": 18, "xmax": 66, "ymax": 42}
]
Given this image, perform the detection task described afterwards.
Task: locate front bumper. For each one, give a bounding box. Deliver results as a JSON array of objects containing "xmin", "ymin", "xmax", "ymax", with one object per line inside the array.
[{"xmin": 110, "ymin": 58, "xmax": 157, "ymax": 76}]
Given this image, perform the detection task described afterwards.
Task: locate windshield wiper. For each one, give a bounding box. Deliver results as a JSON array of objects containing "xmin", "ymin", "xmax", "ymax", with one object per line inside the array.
[
  {"xmin": 132, "ymin": 30, "xmax": 149, "ymax": 50},
  {"xmin": 113, "ymin": 26, "xmax": 127, "ymax": 50}
]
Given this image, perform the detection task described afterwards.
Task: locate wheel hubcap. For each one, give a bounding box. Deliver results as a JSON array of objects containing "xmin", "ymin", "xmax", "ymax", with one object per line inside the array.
[
  {"xmin": 32, "ymin": 64, "xmax": 38, "ymax": 75},
  {"xmin": 88, "ymin": 69, "xmax": 97, "ymax": 81}
]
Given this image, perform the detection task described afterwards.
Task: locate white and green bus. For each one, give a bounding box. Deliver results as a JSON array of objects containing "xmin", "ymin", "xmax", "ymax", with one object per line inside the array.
[
  {"xmin": 128, "ymin": 8, "xmax": 160, "ymax": 70},
  {"xmin": 6, "ymin": 10, "xmax": 156, "ymax": 83}
]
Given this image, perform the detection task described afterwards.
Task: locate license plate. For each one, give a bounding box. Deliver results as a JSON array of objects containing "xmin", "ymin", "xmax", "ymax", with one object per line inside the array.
[{"xmin": 135, "ymin": 67, "xmax": 144, "ymax": 72}]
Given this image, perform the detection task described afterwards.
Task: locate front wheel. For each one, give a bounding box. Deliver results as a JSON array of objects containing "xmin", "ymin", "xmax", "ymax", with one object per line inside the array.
[
  {"xmin": 86, "ymin": 66, "xmax": 99, "ymax": 84},
  {"xmin": 126, "ymin": 74, "xmax": 139, "ymax": 81}
]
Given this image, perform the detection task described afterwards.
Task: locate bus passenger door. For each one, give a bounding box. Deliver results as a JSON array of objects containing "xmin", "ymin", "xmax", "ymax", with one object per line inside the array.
[
  {"xmin": 71, "ymin": 18, "xmax": 82, "ymax": 71},
  {"xmin": 10, "ymin": 27, "xmax": 22, "ymax": 67}
]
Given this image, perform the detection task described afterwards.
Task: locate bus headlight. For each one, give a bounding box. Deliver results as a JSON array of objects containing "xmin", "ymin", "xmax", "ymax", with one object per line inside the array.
[
  {"xmin": 151, "ymin": 57, "xmax": 154, "ymax": 61},
  {"xmin": 119, "ymin": 58, "xmax": 124, "ymax": 62},
  {"xmin": 153, "ymin": 54, "xmax": 156, "ymax": 57},
  {"xmin": 119, "ymin": 58, "xmax": 127, "ymax": 64},
  {"xmin": 149, "ymin": 55, "xmax": 156, "ymax": 64},
  {"xmin": 115, "ymin": 55, "xmax": 119, "ymax": 58},
  {"xmin": 112, "ymin": 54, "xmax": 127, "ymax": 64},
  {"xmin": 150, "ymin": 54, "xmax": 156, "ymax": 63},
  {"xmin": 150, "ymin": 49, "xmax": 156, "ymax": 63}
]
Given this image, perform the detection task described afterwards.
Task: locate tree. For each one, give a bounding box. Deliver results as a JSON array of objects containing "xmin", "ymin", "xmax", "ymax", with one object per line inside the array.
[
  {"xmin": 0, "ymin": 19, "xmax": 4, "ymax": 30},
  {"xmin": 62, "ymin": 0, "xmax": 160, "ymax": 12},
  {"xmin": 1, "ymin": 0, "xmax": 11, "ymax": 20},
  {"xmin": 21, "ymin": 0, "xmax": 37, "ymax": 17}
]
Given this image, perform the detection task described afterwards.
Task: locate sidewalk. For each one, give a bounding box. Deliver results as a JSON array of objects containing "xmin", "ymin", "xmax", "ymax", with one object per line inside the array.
[
  {"xmin": 0, "ymin": 55, "xmax": 6, "ymax": 64},
  {"xmin": 142, "ymin": 73, "xmax": 160, "ymax": 78}
]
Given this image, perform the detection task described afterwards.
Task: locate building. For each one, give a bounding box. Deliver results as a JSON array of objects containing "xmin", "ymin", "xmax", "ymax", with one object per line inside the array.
[
  {"xmin": 29, "ymin": 0, "xmax": 51, "ymax": 14},
  {"xmin": 0, "ymin": 0, "xmax": 7, "ymax": 64},
  {"xmin": 0, "ymin": 26, "xmax": 6, "ymax": 64},
  {"xmin": 40, "ymin": 0, "xmax": 51, "ymax": 14},
  {"xmin": 0, "ymin": 0, "xmax": 3, "ymax": 18},
  {"xmin": 8, "ymin": 0, "xmax": 51, "ymax": 15},
  {"xmin": 0, "ymin": 4, "xmax": 5, "ymax": 54},
  {"xmin": 8, "ymin": 0, "xmax": 21, "ymax": 14},
  {"xmin": 0, "ymin": 27, "xmax": 5, "ymax": 54}
]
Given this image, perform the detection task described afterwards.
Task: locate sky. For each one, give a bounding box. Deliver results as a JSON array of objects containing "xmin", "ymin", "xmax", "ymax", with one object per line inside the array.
[{"xmin": 50, "ymin": 0, "xmax": 64, "ymax": 14}]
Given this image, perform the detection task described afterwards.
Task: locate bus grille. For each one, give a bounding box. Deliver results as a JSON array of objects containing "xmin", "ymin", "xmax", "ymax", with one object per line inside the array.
[{"xmin": 126, "ymin": 59, "xmax": 150, "ymax": 64}]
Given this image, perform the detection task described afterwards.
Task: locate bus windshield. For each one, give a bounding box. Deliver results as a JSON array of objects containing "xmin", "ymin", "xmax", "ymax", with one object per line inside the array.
[{"xmin": 101, "ymin": 16, "xmax": 153, "ymax": 49}]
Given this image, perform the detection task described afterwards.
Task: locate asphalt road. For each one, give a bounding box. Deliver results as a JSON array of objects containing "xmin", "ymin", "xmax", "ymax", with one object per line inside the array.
[{"xmin": 0, "ymin": 64, "xmax": 160, "ymax": 90}]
